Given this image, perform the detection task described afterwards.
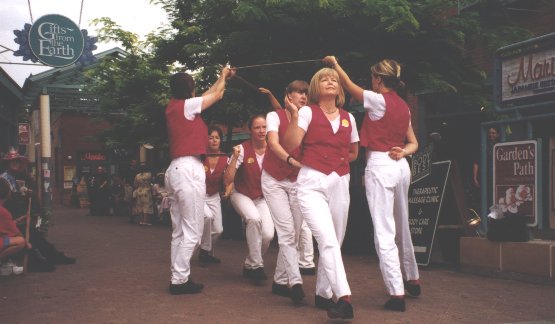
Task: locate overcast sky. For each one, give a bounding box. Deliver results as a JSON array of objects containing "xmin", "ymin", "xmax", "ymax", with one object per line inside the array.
[{"xmin": 0, "ymin": 0, "xmax": 168, "ymax": 86}]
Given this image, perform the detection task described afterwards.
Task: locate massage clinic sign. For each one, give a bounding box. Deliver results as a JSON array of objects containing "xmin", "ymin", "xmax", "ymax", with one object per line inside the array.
[
  {"xmin": 501, "ymin": 47, "xmax": 555, "ymax": 103},
  {"xmin": 28, "ymin": 14, "xmax": 84, "ymax": 67},
  {"xmin": 493, "ymin": 140, "xmax": 538, "ymax": 226}
]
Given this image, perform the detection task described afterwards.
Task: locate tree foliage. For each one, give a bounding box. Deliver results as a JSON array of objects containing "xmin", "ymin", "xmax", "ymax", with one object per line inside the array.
[
  {"xmin": 150, "ymin": 0, "xmax": 532, "ymax": 116},
  {"xmin": 85, "ymin": 18, "xmax": 170, "ymax": 150},
  {"xmin": 88, "ymin": 0, "xmax": 534, "ymax": 151}
]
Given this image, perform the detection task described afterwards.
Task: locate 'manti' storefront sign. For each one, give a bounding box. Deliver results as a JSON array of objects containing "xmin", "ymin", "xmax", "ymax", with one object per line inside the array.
[
  {"xmin": 29, "ymin": 14, "xmax": 84, "ymax": 67},
  {"xmin": 502, "ymin": 48, "xmax": 555, "ymax": 102}
]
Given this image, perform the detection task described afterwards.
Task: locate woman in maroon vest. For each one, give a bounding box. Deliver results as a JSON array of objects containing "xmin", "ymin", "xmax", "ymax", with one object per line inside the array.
[
  {"xmin": 323, "ymin": 56, "xmax": 420, "ymax": 312},
  {"xmin": 165, "ymin": 66, "xmax": 234, "ymax": 295},
  {"xmin": 224, "ymin": 115, "xmax": 274, "ymax": 282},
  {"xmin": 260, "ymin": 86, "xmax": 316, "ymax": 276},
  {"xmin": 261, "ymin": 81, "xmax": 308, "ymax": 304},
  {"xmin": 283, "ymin": 68, "xmax": 359, "ymax": 320},
  {"xmin": 199, "ymin": 125, "xmax": 229, "ymax": 264}
]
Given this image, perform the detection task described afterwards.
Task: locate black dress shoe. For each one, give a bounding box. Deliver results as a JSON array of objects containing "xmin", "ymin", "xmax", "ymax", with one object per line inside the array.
[
  {"xmin": 243, "ymin": 267, "xmax": 267, "ymax": 281},
  {"xmin": 299, "ymin": 267, "xmax": 316, "ymax": 275},
  {"xmin": 385, "ymin": 297, "xmax": 406, "ymax": 312},
  {"xmin": 327, "ymin": 299, "xmax": 354, "ymax": 319},
  {"xmin": 315, "ymin": 295, "xmax": 335, "ymax": 310},
  {"xmin": 253, "ymin": 267, "xmax": 267, "ymax": 280},
  {"xmin": 198, "ymin": 250, "xmax": 221, "ymax": 264},
  {"xmin": 290, "ymin": 284, "xmax": 305, "ymax": 304},
  {"xmin": 404, "ymin": 280, "xmax": 421, "ymax": 297},
  {"xmin": 169, "ymin": 280, "xmax": 204, "ymax": 295},
  {"xmin": 243, "ymin": 268, "xmax": 255, "ymax": 279},
  {"xmin": 272, "ymin": 282, "xmax": 290, "ymax": 297}
]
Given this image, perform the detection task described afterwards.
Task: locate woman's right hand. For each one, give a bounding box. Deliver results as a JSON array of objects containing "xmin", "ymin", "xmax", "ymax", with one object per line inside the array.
[
  {"xmin": 322, "ymin": 56, "xmax": 338, "ymax": 68},
  {"xmin": 221, "ymin": 66, "xmax": 236, "ymax": 80}
]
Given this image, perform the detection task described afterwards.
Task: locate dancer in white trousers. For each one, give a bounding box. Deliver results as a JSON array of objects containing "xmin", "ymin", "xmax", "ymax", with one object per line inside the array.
[
  {"xmin": 199, "ymin": 125, "xmax": 229, "ymax": 264},
  {"xmin": 260, "ymin": 86, "xmax": 316, "ymax": 276},
  {"xmin": 224, "ymin": 115, "xmax": 274, "ymax": 282},
  {"xmin": 165, "ymin": 67, "xmax": 234, "ymax": 295},
  {"xmin": 283, "ymin": 68, "xmax": 359, "ymax": 320},
  {"xmin": 324, "ymin": 56, "xmax": 421, "ymax": 312},
  {"xmin": 260, "ymin": 81, "xmax": 309, "ymax": 304}
]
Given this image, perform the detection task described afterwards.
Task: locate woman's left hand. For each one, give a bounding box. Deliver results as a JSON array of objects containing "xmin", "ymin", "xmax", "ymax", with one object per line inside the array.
[
  {"xmin": 284, "ymin": 95, "xmax": 298, "ymax": 114},
  {"xmin": 388, "ymin": 147, "xmax": 406, "ymax": 161}
]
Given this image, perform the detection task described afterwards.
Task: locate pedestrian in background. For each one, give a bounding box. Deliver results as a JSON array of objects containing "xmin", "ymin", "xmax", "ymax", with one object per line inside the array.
[
  {"xmin": 153, "ymin": 173, "xmax": 170, "ymax": 225},
  {"xmin": 133, "ymin": 165, "xmax": 154, "ymax": 226}
]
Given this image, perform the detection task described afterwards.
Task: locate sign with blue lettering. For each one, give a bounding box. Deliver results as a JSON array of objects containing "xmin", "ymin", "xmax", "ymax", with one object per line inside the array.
[
  {"xmin": 28, "ymin": 14, "xmax": 84, "ymax": 67},
  {"xmin": 408, "ymin": 160, "xmax": 450, "ymax": 266}
]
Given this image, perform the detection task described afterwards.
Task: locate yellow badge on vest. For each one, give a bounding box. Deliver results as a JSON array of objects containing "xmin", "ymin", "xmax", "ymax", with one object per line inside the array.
[
  {"xmin": 341, "ymin": 119, "xmax": 350, "ymax": 127},
  {"xmin": 204, "ymin": 165, "xmax": 209, "ymax": 172},
  {"xmin": 247, "ymin": 157, "xmax": 255, "ymax": 164}
]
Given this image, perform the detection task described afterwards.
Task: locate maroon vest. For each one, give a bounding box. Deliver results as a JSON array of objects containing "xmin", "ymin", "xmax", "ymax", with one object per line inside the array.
[
  {"xmin": 204, "ymin": 155, "xmax": 227, "ymax": 196},
  {"xmin": 166, "ymin": 98, "xmax": 208, "ymax": 159},
  {"xmin": 234, "ymin": 140, "xmax": 263, "ymax": 199},
  {"xmin": 360, "ymin": 92, "xmax": 410, "ymax": 152},
  {"xmin": 301, "ymin": 105, "xmax": 351, "ymax": 176},
  {"xmin": 262, "ymin": 109, "xmax": 301, "ymax": 181}
]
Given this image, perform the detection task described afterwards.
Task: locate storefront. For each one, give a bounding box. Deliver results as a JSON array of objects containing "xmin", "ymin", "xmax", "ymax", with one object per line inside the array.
[{"xmin": 480, "ymin": 32, "xmax": 555, "ymax": 232}]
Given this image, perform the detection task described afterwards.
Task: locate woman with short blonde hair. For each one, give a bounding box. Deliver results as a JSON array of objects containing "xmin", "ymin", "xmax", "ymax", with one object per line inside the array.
[{"xmin": 283, "ymin": 67, "xmax": 359, "ymax": 320}]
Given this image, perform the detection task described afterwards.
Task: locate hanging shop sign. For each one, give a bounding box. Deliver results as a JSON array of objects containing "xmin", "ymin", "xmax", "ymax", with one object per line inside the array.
[
  {"xmin": 13, "ymin": 15, "xmax": 97, "ymax": 67},
  {"xmin": 501, "ymin": 47, "xmax": 555, "ymax": 103},
  {"xmin": 28, "ymin": 14, "xmax": 84, "ymax": 67},
  {"xmin": 493, "ymin": 140, "xmax": 538, "ymax": 226}
]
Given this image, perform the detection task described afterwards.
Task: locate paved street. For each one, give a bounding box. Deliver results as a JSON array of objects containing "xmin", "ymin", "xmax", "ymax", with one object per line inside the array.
[{"xmin": 1, "ymin": 205, "xmax": 555, "ymax": 323}]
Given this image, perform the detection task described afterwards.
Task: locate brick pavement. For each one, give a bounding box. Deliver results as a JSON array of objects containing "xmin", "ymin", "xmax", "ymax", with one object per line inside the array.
[{"xmin": 1, "ymin": 205, "xmax": 555, "ymax": 323}]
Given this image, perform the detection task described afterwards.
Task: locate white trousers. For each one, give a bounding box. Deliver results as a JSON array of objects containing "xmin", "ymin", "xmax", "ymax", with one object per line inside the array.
[
  {"xmin": 166, "ymin": 156, "xmax": 205, "ymax": 284},
  {"xmin": 296, "ymin": 166, "xmax": 351, "ymax": 299},
  {"xmin": 230, "ymin": 191, "xmax": 274, "ymax": 269},
  {"xmin": 298, "ymin": 221, "xmax": 315, "ymax": 268},
  {"xmin": 365, "ymin": 151, "xmax": 419, "ymax": 296},
  {"xmin": 261, "ymin": 170, "xmax": 303, "ymax": 286},
  {"xmin": 201, "ymin": 193, "xmax": 223, "ymax": 252}
]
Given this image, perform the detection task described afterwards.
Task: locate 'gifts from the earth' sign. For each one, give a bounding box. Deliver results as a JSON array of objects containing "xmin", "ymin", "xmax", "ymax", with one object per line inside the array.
[
  {"xmin": 493, "ymin": 140, "xmax": 538, "ymax": 226},
  {"xmin": 29, "ymin": 14, "xmax": 84, "ymax": 67}
]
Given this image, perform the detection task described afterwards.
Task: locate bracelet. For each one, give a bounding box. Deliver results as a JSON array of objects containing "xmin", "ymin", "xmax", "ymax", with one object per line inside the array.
[{"xmin": 286, "ymin": 155, "xmax": 293, "ymax": 166}]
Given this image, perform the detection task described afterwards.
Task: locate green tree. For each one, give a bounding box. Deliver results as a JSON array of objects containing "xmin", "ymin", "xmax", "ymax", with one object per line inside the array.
[
  {"xmin": 151, "ymin": 0, "xmax": 532, "ymax": 115},
  {"xmin": 87, "ymin": 0, "xmax": 533, "ymax": 152},
  {"xmin": 85, "ymin": 18, "xmax": 171, "ymax": 152}
]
